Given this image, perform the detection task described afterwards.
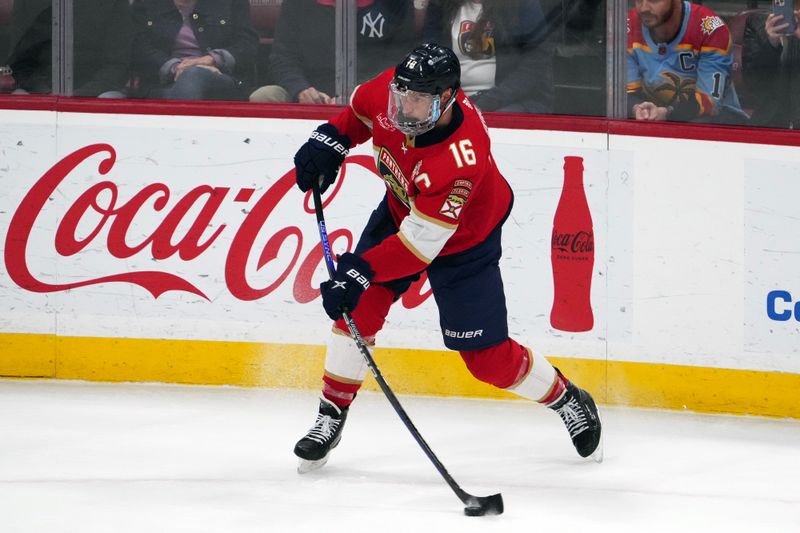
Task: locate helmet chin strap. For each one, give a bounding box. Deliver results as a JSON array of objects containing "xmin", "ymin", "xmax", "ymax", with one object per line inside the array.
[{"xmin": 432, "ymin": 90, "xmax": 457, "ymax": 127}]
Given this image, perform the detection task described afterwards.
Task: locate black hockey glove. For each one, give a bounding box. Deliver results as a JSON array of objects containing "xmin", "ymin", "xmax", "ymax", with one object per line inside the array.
[
  {"xmin": 294, "ymin": 123, "xmax": 351, "ymax": 193},
  {"xmin": 320, "ymin": 253, "xmax": 374, "ymax": 320}
]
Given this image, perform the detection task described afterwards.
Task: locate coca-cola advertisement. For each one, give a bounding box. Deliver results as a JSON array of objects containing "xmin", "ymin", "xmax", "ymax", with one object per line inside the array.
[
  {"xmin": 744, "ymin": 159, "xmax": 800, "ymax": 356},
  {"xmin": 0, "ymin": 115, "xmax": 448, "ymax": 348},
  {"xmin": 0, "ymin": 112, "xmax": 611, "ymax": 358},
  {"xmin": 550, "ymin": 156, "xmax": 594, "ymax": 332}
]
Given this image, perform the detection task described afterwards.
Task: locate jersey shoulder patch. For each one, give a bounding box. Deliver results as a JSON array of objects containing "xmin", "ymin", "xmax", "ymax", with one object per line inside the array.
[
  {"xmin": 436, "ymin": 178, "xmax": 474, "ymax": 222},
  {"xmin": 686, "ymin": 4, "xmax": 731, "ymax": 48}
]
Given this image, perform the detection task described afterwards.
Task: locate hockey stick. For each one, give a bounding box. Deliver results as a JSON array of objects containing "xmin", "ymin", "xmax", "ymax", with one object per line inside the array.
[{"xmin": 311, "ymin": 180, "xmax": 503, "ymax": 517}]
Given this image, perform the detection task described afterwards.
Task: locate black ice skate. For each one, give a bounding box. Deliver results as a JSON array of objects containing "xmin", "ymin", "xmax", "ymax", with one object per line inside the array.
[
  {"xmin": 549, "ymin": 377, "xmax": 603, "ymax": 463},
  {"xmin": 294, "ymin": 397, "xmax": 349, "ymax": 474}
]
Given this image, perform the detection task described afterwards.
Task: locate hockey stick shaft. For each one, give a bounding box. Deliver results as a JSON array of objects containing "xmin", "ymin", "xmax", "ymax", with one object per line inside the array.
[{"xmin": 311, "ymin": 182, "xmax": 501, "ymax": 514}]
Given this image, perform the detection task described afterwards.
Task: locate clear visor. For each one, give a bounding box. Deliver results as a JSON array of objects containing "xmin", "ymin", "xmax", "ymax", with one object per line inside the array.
[{"xmin": 387, "ymin": 81, "xmax": 441, "ymax": 136}]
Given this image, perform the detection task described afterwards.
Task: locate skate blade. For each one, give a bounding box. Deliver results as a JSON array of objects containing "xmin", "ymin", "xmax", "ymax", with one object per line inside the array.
[
  {"xmin": 590, "ymin": 435, "xmax": 604, "ymax": 463},
  {"xmin": 297, "ymin": 455, "xmax": 330, "ymax": 474}
]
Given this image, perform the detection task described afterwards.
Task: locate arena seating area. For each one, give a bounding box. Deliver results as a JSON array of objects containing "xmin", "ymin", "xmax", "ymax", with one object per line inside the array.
[{"xmin": 0, "ymin": 0, "xmax": 781, "ymax": 121}]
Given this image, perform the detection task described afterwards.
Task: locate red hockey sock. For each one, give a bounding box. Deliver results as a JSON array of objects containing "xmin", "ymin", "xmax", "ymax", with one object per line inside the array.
[
  {"xmin": 540, "ymin": 371, "xmax": 567, "ymax": 406},
  {"xmin": 322, "ymin": 373, "xmax": 362, "ymax": 409},
  {"xmin": 322, "ymin": 284, "xmax": 396, "ymax": 409}
]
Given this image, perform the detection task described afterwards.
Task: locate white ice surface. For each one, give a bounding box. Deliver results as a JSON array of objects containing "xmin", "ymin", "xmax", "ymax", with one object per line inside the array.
[{"xmin": 1, "ymin": 380, "xmax": 798, "ymax": 533}]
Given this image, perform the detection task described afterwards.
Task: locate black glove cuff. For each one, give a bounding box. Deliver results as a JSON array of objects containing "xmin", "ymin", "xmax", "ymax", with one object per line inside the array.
[{"xmin": 336, "ymin": 252, "xmax": 374, "ymax": 289}]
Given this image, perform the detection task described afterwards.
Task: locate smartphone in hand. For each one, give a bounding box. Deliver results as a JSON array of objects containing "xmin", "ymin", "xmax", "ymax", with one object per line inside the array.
[{"xmin": 773, "ymin": 0, "xmax": 797, "ymax": 35}]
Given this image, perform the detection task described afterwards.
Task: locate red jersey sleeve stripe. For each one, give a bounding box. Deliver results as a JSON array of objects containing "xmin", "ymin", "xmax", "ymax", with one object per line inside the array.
[{"xmin": 397, "ymin": 232, "xmax": 432, "ymax": 264}]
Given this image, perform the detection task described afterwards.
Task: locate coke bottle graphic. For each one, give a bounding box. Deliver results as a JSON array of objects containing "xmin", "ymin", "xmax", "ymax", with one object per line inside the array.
[{"xmin": 550, "ymin": 156, "xmax": 594, "ymax": 332}]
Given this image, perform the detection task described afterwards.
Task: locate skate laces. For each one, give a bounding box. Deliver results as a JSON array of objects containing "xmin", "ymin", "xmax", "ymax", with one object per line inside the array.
[
  {"xmin": 555, "ymin": 397, "xmax": 589, "ymax": 438},
  {"xmin": 305, "ymin": 412, "xmax": 341, "ymax": 445}
]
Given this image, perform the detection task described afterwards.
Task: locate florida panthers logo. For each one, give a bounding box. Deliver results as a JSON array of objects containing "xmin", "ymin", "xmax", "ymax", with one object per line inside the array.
[
  {"xmin": 457, "ymin": 20, "xmax": 495, "ymax": 57},
  {"xmin": 700, "ymin": 16, "xmax": 724, "ymax": 35},
  {"xmin": 377, "ymin": 147, "xmax": 410, "ymax": 207}
]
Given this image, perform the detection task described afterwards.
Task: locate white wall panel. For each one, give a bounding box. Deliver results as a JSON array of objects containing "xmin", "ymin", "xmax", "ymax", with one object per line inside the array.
[{"xmin": 1, "ymin": 110, "xmax": 797, "ymax": 374}]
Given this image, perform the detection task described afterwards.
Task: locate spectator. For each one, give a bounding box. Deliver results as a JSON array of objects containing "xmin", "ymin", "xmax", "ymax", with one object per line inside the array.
[
  {"xmin": 627, "ymin": 0, "xmax": 748, "ymax": 123},
  {"xmin": 131, "ymin": 0, "xmax": 258, "ymax": 101},
  {"xmin": 7, "ymin": 0, "xmax": 132, "ymax": 97},
  {"xmin": 743, "ymin": 8, "xmax": 800, "ymax": 128},
  {"xmin": 422, "ymin": 0, "xmax": 553, "ymax": 113},
  {"xmin": 250, "ymin": 0, "xmax": 415, "ymax": 104}
]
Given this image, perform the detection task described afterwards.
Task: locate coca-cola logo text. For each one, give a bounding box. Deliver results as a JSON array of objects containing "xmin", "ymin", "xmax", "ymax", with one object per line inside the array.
[
  {"xmin": 552, "ymin": 230, "xmax": 594, "ymax": 255},
  {"xmin": 4, "ymin": 143, "xmax": 432, "ymax": 308}
]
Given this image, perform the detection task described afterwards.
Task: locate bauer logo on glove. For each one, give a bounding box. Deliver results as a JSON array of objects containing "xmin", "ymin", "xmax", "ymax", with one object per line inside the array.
[
  {"xmin": 320, "ymin": 253, "xmax": 374, "ymax": 320},
  {"xmin": 345, "ymin": 268, "xmax": 370, "ymax": 291},
  {"xmin": 309, "ymin": 130, "xmax": 349, "ymax": 156},
  {"xmin": 294, "ymin": 123, "xmax": 352, "ymax": 193}
]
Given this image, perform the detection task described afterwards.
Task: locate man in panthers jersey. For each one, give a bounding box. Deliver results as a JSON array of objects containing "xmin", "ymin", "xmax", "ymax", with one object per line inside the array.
[
  {"xmin": 628, "ymin": 0, "xmax": 748, "ymax": 123},
  {"xmin": 291, "ymin": 43, "xmax": 602, "ymax": 473}
]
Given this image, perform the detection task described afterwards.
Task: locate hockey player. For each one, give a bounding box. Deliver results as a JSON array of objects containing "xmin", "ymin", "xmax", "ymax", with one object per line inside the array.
[
  {"xmin": 627, "ymin": 0, "xmax": 748, "ymax": 123},
  {"xmin": 292, "ymin": 43, "xmax": 602, "ymax": 473}
]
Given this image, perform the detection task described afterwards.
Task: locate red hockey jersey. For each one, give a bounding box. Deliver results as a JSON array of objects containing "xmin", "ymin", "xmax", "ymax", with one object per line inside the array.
[{"xmin": 328, "ymin": 68, "xmax": 513, "ymax": 283}]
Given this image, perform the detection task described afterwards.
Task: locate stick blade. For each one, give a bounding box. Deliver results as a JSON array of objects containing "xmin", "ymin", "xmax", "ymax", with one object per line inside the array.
[{"xmin": 463, "ymin": 493, "xmax": 504, "ymax": 516}]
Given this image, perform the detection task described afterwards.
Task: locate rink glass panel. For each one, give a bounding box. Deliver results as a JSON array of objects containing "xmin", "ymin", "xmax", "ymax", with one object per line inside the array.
[
  {"xmin": 0, "ymin": 0, "xmax": 51, "ymax": 95},
  {"xmin": 626, "ymin": 0, "xmax": 794, "ymax": 128},
  {"xmin": 0, "ymin": 3, "xmax": 798, "ymax": 122}
]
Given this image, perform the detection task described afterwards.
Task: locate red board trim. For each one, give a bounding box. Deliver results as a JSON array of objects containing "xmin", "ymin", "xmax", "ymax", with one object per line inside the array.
[{"xmin": 1, "ymin": 95, "xmax": 799, "ymax": 146}]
